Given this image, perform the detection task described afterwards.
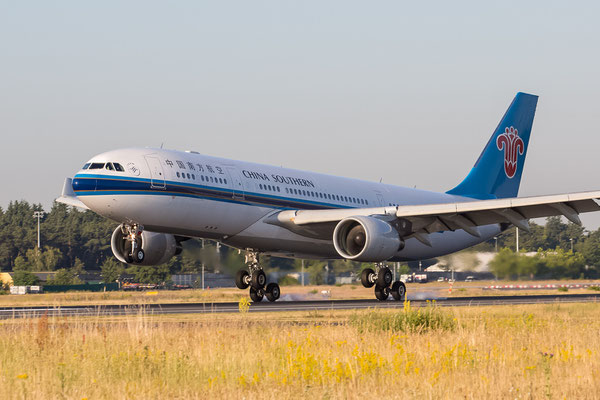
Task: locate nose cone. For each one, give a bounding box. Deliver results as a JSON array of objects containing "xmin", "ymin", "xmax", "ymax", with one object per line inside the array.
[{"xmin": 72, "ymin": 176, "xmax": 97, "ymax": 192}]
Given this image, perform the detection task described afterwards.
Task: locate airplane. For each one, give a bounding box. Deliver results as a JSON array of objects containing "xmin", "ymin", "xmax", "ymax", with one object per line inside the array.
[{"xmin": 57, "ymin": 92, "xmax": 600, "ymax": 302}]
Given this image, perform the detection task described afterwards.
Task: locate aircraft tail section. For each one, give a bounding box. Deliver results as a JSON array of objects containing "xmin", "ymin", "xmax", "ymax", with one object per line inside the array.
[{"xmin": 447, "ymin": 92, "xmax": 538, "ymax": 199}]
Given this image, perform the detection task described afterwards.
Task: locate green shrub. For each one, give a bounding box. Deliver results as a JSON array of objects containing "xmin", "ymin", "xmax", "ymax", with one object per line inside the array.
[
  {"xmin": 558, "ymin": 286, "xmax": 568, "ymax": 292},
  {"xmin": 588, "ymin": 285, "xmax": 600, "ymax": 292},
  {"xmin": 349, "ymin": 302, "xmax": 456, "ymax": 333},
  {"xmin": 11, "ymin": 271, "xmax": 40, "ymax": 286},
  {"xmin": 278, "ymin": 275, "xmax": 300, "ymax": 286}
]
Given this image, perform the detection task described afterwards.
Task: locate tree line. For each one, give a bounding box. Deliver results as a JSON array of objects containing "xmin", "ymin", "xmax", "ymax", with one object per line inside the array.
[{"xmin": 1, "ymin": 200, "xmax": 599, "ymax": 284}]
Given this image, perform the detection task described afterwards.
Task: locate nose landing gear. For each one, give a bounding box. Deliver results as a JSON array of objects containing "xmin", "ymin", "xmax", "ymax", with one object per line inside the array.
[
  {"xmin": 361, "ymin": 263, "xmax": 406, "ymax": 301},
  {"xmin": 234, "ymin": 251, "xmax": 280, "ymax": 303},
  {"xmin": 121, "ymin": 224, "xmax": 145, "ymax": 263}
]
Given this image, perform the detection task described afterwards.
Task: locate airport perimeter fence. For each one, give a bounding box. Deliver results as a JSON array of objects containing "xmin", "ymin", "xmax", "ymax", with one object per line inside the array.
[{"xmin": 42, "ymin": 283, "xmax": 120, "ymax": 293}]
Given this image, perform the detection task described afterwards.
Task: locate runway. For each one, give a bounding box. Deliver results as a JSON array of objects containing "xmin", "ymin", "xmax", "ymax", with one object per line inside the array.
[{"xmin": 0, "ymin": 293, "xmax": 599, "ymax": 319}]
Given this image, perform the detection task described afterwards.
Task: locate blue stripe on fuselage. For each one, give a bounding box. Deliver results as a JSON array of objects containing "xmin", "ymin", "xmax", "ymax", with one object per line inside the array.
[{"xmin": 72, "ymin": 174, "xmax": 352, "ymax": 211}]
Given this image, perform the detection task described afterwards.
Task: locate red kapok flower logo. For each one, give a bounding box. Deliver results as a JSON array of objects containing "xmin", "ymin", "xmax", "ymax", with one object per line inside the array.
[{"xmin": 496, "ymin": 126, "xmax": 524, "ymax": 179}]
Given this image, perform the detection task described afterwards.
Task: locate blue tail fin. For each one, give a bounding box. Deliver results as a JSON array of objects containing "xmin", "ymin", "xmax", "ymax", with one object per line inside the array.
[{"xmin": 446, "ymin": 92, "xmax": 538, "ymax": 199}]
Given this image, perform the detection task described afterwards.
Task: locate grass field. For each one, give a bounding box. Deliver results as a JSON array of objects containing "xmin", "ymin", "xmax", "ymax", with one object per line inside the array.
[
  {"xmin": 1, "ymin": 302, "xmax": 599, "ymax": 399},
  {"xmin": 1, "ymin": 279, "xmax": 600, "ymax": 308}
]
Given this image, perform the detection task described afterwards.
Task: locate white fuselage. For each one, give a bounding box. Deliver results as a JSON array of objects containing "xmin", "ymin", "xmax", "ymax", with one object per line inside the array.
[{"xmin": 73, "ymin": 147, "xmax": 501, "ymax": 261}]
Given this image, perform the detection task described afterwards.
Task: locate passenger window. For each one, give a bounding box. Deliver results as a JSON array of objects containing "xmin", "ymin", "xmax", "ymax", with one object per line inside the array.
[
  {"xmin": 176, "ymin": 172, "xmax": 180, "ymax": 178},
  {"xmin": 82, "ymin": 163, "xmax": 91, "ymax": 170},
  {"xmin": 224, "ymin": 179, "xmax": 227, "ymax": 184},
  {"xmin": 210, "ymin": 177, "xmax": 214, "ymax": 183},
  {"xmin": 187, "ymin": 173, "xmax": 191, "ymax": 179},
  {"xmin": 114, "ymin": 163, "xmax": 125, "ymax": 172},
  {"xmin": 192, "ymin": 174, "xmax": 195, "ymax": 180}
]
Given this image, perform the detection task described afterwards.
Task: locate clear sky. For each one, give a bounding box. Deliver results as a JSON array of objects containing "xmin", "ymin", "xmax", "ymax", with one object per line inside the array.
[{"xmin": 1, "ymin": 1, "xmax": 600, "ymax": 227}]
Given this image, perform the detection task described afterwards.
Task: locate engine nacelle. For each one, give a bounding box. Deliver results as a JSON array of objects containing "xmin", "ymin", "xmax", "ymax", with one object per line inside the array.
[
  {"xmin": 111, "ymin": 226, "xmax": 180, "ymax": 265},
  {"xmin": 333, "ymin": 216, "xmax": 404, "ymax": 262}
]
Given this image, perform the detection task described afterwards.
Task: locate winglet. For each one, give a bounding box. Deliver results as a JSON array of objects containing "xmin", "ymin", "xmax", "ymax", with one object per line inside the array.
[{"xmin": 56, "ymin": 178, "xmax": 89, "ymax": 210}]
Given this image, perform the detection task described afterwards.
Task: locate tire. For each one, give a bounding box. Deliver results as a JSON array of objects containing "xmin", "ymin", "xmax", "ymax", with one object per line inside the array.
[
  {"xmin": 391, "ymin": 281, "xmax": 406, "ymax": 301},
  {"xmin": 134, "ymin": 249, "xmax": 145, "ymax": 263},
  {"xmin": 374, "ymin": 285, "xmax": 390, "ymax": 301},
  {"xmin": 361, "ymin": 268, "xmax": 375, "ymax": 288},
  {"xmin": 235, "ymin": 270, "xmax": 250, "ymax": 289},
  {"xmin": 249, "ymin": 287, "xmax": 263, "ymax": 302},
  {"xmin": 265, "ymin": 283, "xmax": 281, "ymax": 302},
  {"xmin": 251, "ymin": 270, "xmax": 267, "ymax": 288},
  {"xmin": 377, "ymin": 267, "xmax": 393, "ymax": 287}
]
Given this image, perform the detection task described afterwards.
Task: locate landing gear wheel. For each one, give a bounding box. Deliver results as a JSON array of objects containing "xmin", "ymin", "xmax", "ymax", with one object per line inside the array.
[
  {"xmin": 374, "ymin": 285, "xmax": 390, "ymax": 301},
  {"xmin": 249, "ymin": 287, "xmax": 264, "ymax": 302},
  {"xmin": 265, "ymin": 283, "xmax": 281, "ymax": 302},
  {"xmin": 251, "ymin": 270, "xmax": 267, "ymax": 288},
  {"xmin": 361, "ymin": 268, "xmax": 375, "ymax": 288},
  {"xmin": 235, "ymin": 270, "xmax": 250, "ymax": 289},
  {"xmin": 133, "ymin": 249, "xmax": 145, "ymax": 263},
  {"xmin": 391, "ymin": 281, "xmax": 406, "ymax": 301},
  {"xmin": 377, "ymin": 267, "xmax": 393, "ymax": 287}
]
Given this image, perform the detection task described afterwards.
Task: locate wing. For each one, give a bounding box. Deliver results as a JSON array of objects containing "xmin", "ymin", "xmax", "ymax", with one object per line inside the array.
[{"xmin": 265, "ymin": 191, "xmax": 600, "ymax": 245}]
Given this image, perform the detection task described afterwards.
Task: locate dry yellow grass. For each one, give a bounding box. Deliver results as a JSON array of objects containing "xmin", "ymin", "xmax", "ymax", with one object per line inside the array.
[{"xmin": 0, "ymin": 302, "xmax": 599, "ymax": 399}]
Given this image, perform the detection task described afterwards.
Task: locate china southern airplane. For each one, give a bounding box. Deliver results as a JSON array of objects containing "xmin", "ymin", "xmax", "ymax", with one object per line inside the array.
[{"xmin": 57, "ymin": 92, "xmax": 600, "ymax": 302}]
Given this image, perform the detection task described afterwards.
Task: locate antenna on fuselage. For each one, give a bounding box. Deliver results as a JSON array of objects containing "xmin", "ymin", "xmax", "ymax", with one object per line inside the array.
[{"xmin": 160, "ymin": 142, "xmax": 164, "ymax": 149}]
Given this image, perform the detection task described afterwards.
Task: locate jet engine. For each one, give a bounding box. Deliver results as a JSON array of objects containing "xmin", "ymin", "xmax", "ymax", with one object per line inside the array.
[
  {"xmin": 111, "ymin": 226, "xmax": 182, "ymax": 265},
  {"xmin": 333, "ymin": 216, "xmax": 404, "ymax": 262}
]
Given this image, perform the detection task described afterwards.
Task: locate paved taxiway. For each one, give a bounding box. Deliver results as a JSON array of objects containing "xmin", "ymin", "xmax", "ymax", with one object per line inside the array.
[{"xmin": 0, "ymin": 293, "xmax": 598, "ymax": 319}]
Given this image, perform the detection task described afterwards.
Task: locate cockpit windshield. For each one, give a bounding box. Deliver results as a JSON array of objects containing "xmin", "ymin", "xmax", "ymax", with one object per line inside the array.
[{"xmin": 83, "ymin": 162, "xmax": 125, "ymax": 172}]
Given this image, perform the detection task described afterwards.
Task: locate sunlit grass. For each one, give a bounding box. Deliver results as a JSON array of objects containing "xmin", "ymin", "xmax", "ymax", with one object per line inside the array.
[
  {"xmin": 349, "ymin": 300, "xmax": 457, "ymax": 333},
  {"xmin": 0, "ymin": 303, "xmax": 599, "ymax": 398}
]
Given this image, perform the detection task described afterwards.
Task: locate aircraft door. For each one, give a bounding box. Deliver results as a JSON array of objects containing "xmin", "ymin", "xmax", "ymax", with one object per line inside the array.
[
  {"xmin": 225, "ymin": 166, "xmax": 245, "ymax": 200},
  {"xmin": 376, "ymin": 192, "xmax": 385, "ymax": 206},
  {"xmin": 144, "ymin": 155, "xmax": 166, "ymax": 189}
]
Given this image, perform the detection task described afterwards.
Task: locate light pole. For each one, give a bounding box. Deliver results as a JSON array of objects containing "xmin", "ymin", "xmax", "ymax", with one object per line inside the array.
[
  {"xmin": 301, "ymin": 260, "xmax": 305, "ymax": 286},
  {"xmin": 570, "ymin": 238, "xmax": 574, "ymax": 252},
  {"xmin": 494, "ymin": 236, "xmax": 498, "ymax": 252},
  {"xmin": 201, "ymin": 239, "xmax": 205, "ymax": 290},
  {"xmin": 33, "ymin": 211, "xmax": 44, "ymax": 249}
]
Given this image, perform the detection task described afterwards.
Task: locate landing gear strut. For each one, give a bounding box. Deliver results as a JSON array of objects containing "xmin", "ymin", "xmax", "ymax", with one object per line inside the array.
[
  {"xmin": 235, "ymin": 251, "xmax": 280, "ymax": 303},
  {"xmin": 121, "ymin": 224, "xmax": 145, "ymax": 263},
  {"xmin": 361, "ymin": 263, "xmax": 405, "ymax": 301}
]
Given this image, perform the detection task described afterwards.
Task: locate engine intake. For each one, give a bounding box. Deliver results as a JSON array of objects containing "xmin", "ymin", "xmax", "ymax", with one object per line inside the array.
[
  {"xmin": 333, "ymin": 216, "xmax": 404, "ymax": 262},
  {"xmin": 111, "ymin": 226, "xmax": 180, "ymax": 265}
]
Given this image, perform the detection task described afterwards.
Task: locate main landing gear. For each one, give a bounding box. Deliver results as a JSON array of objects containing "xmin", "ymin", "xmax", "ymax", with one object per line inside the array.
[
  {"xmin": 235, "ymin": 252, "xmax": 280, "ymax": 302},
  {"xmin": 121, "ymin": 224, "xmax": 145, "ymax": 263},
  {"xmin": 361, "ymin": 263, "xmax": 406, "ymax": 301}
]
